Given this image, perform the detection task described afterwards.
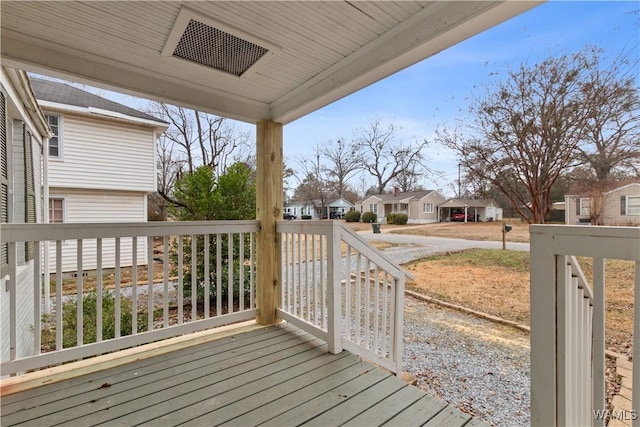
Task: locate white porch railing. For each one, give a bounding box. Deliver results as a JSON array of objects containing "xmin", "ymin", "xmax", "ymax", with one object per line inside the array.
[
  {"xmin": 0, "ymin": 221, "xmax": 259, "ymax": 376},
  {"xmin": 277, "ymin": 220, "xmax": 410, "ymax": 374},
  {"xmin": 530, "ymin": 225, "xmax": 640, "ymax": 426}
]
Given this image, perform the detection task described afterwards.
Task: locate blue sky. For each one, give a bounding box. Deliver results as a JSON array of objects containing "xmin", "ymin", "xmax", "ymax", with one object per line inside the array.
[
  {"xmin": 37, "ymin": 1, "xmax": 639, "ymax": 197},
  {"xmin": 282, "ymin": 1, "xmax": 639, "ymax": 195}
]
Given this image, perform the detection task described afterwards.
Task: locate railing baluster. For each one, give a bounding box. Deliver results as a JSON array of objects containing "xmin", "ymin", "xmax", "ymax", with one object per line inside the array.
[
  {"xmin": 148, "ymin": 236, "xmax": 154, "ymax": 331},
  {"xmin": 191, "ymin": 235, "xmax": 197, "ymax": 321},
  {"xmin": 320, "ymin": 235, "xmax": 325, "ymax": 329},
  {"xmin": 76, "ymin": 239, "xmax": 83, "ymax": 346},
  {"xmin": 355, "ymin": 252, "xmax": 361, "ymax": 345},
  {"xmin": 228, "ymin": 233, "xmax": 233, "ymax": 314},
  {"xmin": 204, "ymin": 234, "xmax": 210, "ymax": 319},
  {"xmin": 115, "ymin": 237, "xmax": 121, "ymax": 338},
  {"xmin": 163, "ymin": 236, "xmax": 169, "ymax": 327},
  {"xmin": 296, "ymin": 232, "xmax": 301, "ymax": 318},
  {"xmin": 239, "ymin": 232, "xmax": 244, "ymax": 313},
  {"xmin": 132, "ymin": 237, "xmax": 137, "ymax": 334},
  {"xmin": 33, "ymin": 240, "xmax": 42, "ymax": 354},
  {"xmin": 373, "ymin": 265, "xmax": 380, "ymax": 353},
  {"xmin": 381, "ymin": 272, "xmax": 388, "ymax": 357},
  {"xmin": 9, "ymin": 241, "xmax": 17, "ymax": 361},
  {"xmin": 216, "ymin": 234, "xmax": 222, "ymax": 316},
  {"xmin": 283, "ymin": 232, "xmax": 289, "ymax": 311},
  {"xmin": 326, "ymin": 221, "xmax": 341, "ymax": 353},
  {"xmin": 55, "ymin": 239, "xmax": 63, "ymax": 349},
  {"xmin": 250, "ymin": 232, "xmax": 254, "ymax": 309},
  {"xmin": 312, "ymin": 234, "xmax": 316, "ymax": 325},
  {"xmin": 178, "ymin": 235, "xmax": 183, "ymax": 323},
  {"xmin": 364, "ymin": 259, "xmax": 370, "ymax": 349},
  {"xmin": 346, "ymin": 244, "xmax": 352, "ymax": 340},
  {"xmin": 305, "ymin": 233, "xmax": 310, "ymax": 322},
  {"xmin": 96, "ymin": 238, "xmax": 102, "ymax": 342}
]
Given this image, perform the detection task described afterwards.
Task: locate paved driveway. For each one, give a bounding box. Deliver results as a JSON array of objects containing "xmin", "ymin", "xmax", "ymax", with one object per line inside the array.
[{"xmin": 357, "ymin": 230, "xmax": 530, "ymax": 265}]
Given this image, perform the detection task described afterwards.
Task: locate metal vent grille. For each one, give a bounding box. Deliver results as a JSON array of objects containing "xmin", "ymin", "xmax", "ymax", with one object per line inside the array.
[{"xmin": 173, "ymin": 19, "xmax": 268, "ymax": 77}]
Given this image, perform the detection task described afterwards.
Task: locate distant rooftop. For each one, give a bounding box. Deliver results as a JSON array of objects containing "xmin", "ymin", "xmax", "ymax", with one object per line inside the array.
[{"xmin": 30, "ymin": 77, "xmax": 166, "ymax": 123}]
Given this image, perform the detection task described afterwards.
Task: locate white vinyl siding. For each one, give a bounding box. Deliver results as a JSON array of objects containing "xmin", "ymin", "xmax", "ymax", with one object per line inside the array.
[
  {"xmin": 47, "ymin": 114, "xmax": 156, "ymax": 192},
  {"xmin": 47, "ymin": 190, "xmax": 147, "ymax": 272}
]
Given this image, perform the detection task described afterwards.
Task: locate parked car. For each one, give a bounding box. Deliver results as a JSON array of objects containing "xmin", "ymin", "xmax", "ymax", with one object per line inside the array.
[
  {"xmin": 330, "ymin": 212, "xmax": 344, "ymax": 219},
  {"xmin": 451, "ymin": 212, "xmax": 475, "ymax": 222},
  {"xmin": 283, "ymin": 213, "xmax": 295, "ymax": 220}
]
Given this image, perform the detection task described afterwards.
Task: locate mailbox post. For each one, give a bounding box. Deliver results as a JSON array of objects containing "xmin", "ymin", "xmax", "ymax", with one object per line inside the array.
[{"xmin": 502, "ymin": 223, "xmax": 512, "ymax": 250}]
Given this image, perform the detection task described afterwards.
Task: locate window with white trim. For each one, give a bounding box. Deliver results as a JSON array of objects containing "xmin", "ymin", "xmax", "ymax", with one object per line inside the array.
[
  {"xmin": 46, "ymin": 114, "xmax": 61, "ymax": 158},
  {"xmin": 579, "ymin": 198, "xmax": 590, "ymax": 216},
  {"xmin": 627, "ymin": 196, "xmax": 640, "ymax": 215},
  {"xmin": 49, "ymin": 198, "xmax": 65, "ymax": 223},
  {"xmin": 423, "ymin": 203, "xmax": 434, "ymax": 213},
  {"xmin": 369, "ymin": 203, "xmax": 377, "ymax": 214}
]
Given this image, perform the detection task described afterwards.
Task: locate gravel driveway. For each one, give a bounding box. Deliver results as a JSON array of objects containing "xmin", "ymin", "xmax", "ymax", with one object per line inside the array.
[{"xmin": 362, "ymin": 232, "xmax": 532, "ymax": 426}]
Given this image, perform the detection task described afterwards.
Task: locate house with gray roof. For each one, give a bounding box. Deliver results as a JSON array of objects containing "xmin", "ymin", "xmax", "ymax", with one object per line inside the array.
[
  {"xmin": 31, "ymin": 78, "xmax": 168, "ymax": 272},
  {"xmin": 356, "ymin": 189, "xmax": 446, "ymax": 224}
]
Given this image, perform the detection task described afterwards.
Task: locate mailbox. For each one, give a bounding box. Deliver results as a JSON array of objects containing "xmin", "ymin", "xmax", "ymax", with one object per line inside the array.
[{"xmin": 503, "ymin": 224, "xmax": 512, "ymax": 232}]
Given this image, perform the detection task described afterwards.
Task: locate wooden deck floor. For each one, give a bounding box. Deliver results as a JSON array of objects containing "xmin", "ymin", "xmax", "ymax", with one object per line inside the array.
[{"xmin": 1, "ymin": 324, "xmax": 486, "ymax": 426}]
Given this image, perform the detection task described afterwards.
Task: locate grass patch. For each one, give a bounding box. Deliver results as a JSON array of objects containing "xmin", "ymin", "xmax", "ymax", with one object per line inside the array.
[
  {"xmin": 404, "ymin": 249, "xmax": 635, "ymax": 354},
  {"xmin": 422, "ymin": 248, "xmax": 529, "ymax": 273}
]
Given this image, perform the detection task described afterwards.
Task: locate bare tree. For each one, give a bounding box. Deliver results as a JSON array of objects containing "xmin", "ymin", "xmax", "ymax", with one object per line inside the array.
[
  {"xmin": 576, "ymin": 46, "xmax": 640, "ymax": 183},
  {"xmin": 322, "ymin": 139, "xmax": 362, "ymax": 198},
  {"xmin": 148, "ymin": 102, "xmax": 252, "ymax": 206},
  {"xmin": 438, "ymin": 51, "xmax": 593, "ymax": 223},
  {"xmin": 293, "ymin": 145, "xmax": 334, "ymax": 215},
  {"xmin": 355, "ymin": 121, "xmax": 428, "ymax": 194}
]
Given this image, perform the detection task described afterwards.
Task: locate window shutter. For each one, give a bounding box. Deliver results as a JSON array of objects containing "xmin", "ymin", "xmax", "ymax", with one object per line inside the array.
[
  {"xmin": 24, "ymin": 126, "xmax": 35, "ymax": 260},
  {"xmin": 0, "ymin": 91, "xmax": 7, "ymax": 276},
  {"xmin": 621, "ymin": 196, "xmax": 626, "ymax": 216},
  {"xmin": 576, "ymin": 198, "xmax": 580, "ymax": 215}
]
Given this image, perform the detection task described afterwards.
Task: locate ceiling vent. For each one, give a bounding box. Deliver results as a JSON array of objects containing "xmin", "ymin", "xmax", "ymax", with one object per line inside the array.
[{"xmin": 162, "ymin": 8, "xmax": 280, "ymax": 78}]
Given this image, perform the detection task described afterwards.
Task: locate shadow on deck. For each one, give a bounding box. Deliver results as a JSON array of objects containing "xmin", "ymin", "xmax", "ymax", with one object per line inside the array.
[{"xmin": 1, "ymin": 323, "xmax": 486, "ymax": 426}]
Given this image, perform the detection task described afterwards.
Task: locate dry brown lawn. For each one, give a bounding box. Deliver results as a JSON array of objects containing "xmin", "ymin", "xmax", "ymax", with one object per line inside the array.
[
  {"xmin": 390, "ymin": 219, "xmax": 531, "ymax": 243},
  {"xmin": 404, "ymin": 249, "xmax": 635, "ymax": 355}
]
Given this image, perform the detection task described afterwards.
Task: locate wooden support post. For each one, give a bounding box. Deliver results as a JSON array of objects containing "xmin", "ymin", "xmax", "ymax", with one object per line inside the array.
[{"xmin": 256, "ymin": 120, "xmax": 283, "ymax": 325}]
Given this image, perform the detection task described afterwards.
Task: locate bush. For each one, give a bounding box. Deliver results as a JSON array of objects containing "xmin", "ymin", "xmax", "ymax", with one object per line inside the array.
[
  {"xmin": 394, "ymin": 213, "xmax": 408, "ymax": 225},
  {"xmin": 301, "ymin": 215, "xmax": 312, "ymax": 220},
  {"xmin": 362, "ymin": 211, "xmax": 377, "ymax": 223},
  {"xmin": 344, "ymin": 210, "xmax": 361, "ymax": 222},
  {"xmin": 41, "ymin": 290, "xmax": 149, "ymax": 350},
  {"xmin": 386, "ymin": 213, "xmax": 395, "ymax": 224}
]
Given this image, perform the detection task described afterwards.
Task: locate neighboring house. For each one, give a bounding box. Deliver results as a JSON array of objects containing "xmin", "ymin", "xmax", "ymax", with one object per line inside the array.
[
  {"xmin": 284, "ymin": 200, "xmax": 317, "ymax": 219},
  {"xmin": 0, "ymin": 68, "xmax": 51, "ymax": 363},
  {"xmin": 356, "ymin": 189, "xmax": 446, "ymax": 224},
  {"xmin": 565, "ymin": 182, "xmax": 640, "ymax": 226},
  {"xmin": 438, "ymin": 198, "xmax": 503, "ymax": 222},
  {"xmin": 284, "ymin": 198, "xmax": 354, "ymax": 219},
  {"xmin": 30, "ymin": 78, "xmax": 168, "ymax": 273}
]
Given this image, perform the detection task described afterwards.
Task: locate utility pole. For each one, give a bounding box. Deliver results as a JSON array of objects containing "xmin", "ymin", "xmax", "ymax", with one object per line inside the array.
[{"xmin": 457, "ymin": 163, "xmax": 461, "ymax": 198}]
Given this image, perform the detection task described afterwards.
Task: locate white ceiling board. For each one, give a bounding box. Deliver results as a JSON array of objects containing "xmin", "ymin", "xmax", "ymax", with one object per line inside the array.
[{"xmin": 1, "ymin": 1, "xmax": 543, "ymax": 124}]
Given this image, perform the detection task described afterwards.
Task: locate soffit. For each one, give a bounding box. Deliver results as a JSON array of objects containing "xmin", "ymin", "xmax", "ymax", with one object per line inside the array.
[{"xmin": 0, "ymin": 1, "xmax": 541, "ymax": 124}]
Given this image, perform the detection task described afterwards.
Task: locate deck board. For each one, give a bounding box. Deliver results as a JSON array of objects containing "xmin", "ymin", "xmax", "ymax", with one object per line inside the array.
[{"xmin": 1, "ymin": 323, "xmax": 483, "ymax": 427}]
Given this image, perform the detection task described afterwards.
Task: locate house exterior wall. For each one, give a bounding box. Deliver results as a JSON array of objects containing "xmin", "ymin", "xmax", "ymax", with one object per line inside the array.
[
  {"xmin": 46, "ymin": 114, "xmax": 156, "ymax": 192},
  {"xmin": 566, "ymin": 184, "xmax": 640, "ymax": 226},
  {"xmin": 47, "ymin": 189, "xmax": 147, "ymax": 272},
  {"xmin": 410, "ymin": 192, "xmax": 446, "ymax": 223},
  {"xmin": 356, "ymin": 196, "xmax": 382, "ymax": 218},
  {"xmin": 1, "ymin": 68, "xmax": 47, "ymax": 365}
]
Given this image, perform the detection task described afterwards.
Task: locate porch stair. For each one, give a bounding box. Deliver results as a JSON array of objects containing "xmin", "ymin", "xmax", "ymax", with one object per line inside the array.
[{"xmin": 1, "ymin": 323, "xmax": 486, "ymax": 427}]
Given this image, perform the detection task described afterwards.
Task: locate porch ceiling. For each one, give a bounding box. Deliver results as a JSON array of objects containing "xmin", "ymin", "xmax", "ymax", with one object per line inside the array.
[{"xmin": 1, "ymin": 1, "xmax": 540, "ymax": 124}]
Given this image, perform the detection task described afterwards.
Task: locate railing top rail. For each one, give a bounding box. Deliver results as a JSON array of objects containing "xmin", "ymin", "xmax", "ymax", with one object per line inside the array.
[
  {"xmin": 530, "ymin": 224, "xmax": 640, "ymax": 238},
  {"xmin": 0, "ymin": 220, "xmax": 260, "ymax": 242},
  {"xmin": 276, "ymin": 220, "xmax": 335, "ymax": 236},
  {"xmin": 340, "ymin": 224, "xmax": 415, "ymax": 281},
  {"xmin": 568, "ymin": 255, "xmax": 594, "ymax": 302},
  {"xmin": 530, "ymin": 224, "xmax": 640, "ymax": 261}
]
